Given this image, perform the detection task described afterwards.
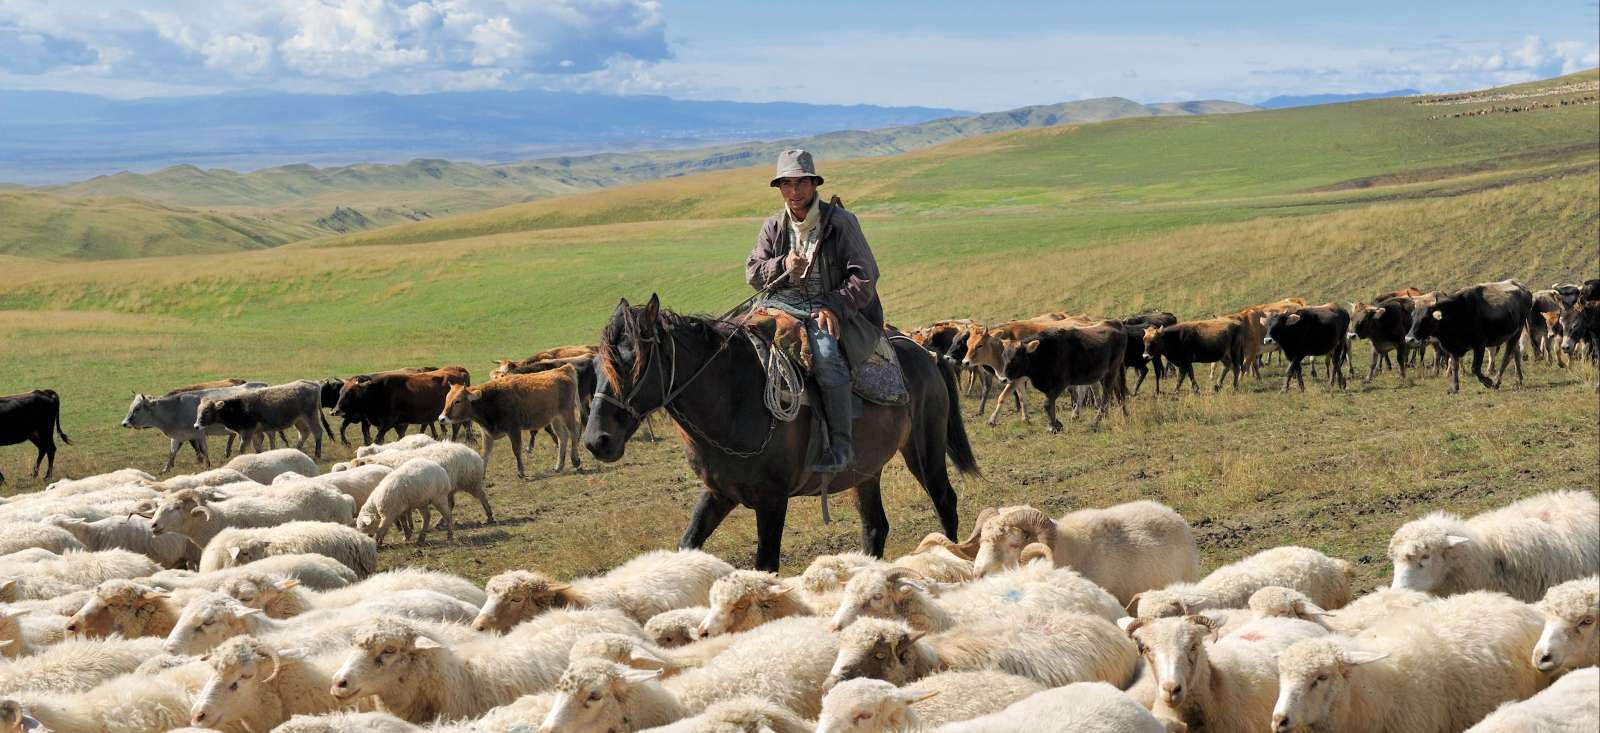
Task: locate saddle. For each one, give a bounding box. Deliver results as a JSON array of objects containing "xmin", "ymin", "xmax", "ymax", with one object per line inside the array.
[{"xmin": 737, "ymin": 308, "xmax": 912, "ymax": 415}]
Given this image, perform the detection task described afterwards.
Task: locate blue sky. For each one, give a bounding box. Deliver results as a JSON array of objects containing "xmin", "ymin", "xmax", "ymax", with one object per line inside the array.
[{"xmin": 0, "ymin": 1, "xmax": 1595, "ymax": 109}]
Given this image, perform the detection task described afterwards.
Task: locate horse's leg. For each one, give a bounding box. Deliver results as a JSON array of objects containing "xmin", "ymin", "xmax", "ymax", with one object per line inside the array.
[
  {"xmin": 753, "ymin": 500, "xmax": 789, "ymax": 572},
  {"xmin": 899, "ymin": 428, "xmax": 960, "ymax": 543},
  {"xmin": 854, "ymin": 476, "xmax": 890, "ymax": 558},
  {"xmin": 679, "ymin": 490, "xmax": 737, "ymax": 550}
]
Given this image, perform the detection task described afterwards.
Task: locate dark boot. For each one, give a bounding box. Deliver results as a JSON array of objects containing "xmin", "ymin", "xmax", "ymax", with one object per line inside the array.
[{"xmin": 813, "ymin": 379, "xmax": 854, "ymax": 474}]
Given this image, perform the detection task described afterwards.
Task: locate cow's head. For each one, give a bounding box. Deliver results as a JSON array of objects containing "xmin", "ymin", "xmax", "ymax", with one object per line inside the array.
[
  {"xmin": 1349, "ymin": 302, "xmax": 1385, "ymax": 340},
  {"xmin": 1262, "ymin": 311, "xmax": 1301, "ymax": 346},
  {"xmin": 1141, "ymin": 326, "xmax": 1162, "ymax": 361},
  {"xmin": 193, "ymin": 399, "xmax": 225, "ymax": 430},
  {"xmin": 489, "ymin": 360, "xmax": 517, "ymax": 380},
  {"xmin": 1405, "ymin": 301, "xmax": 1445, "ymax": 346},
  {"xmin": 439, "ymin": 383, "xmax": 476, "ymax": 424},
  {"xmin": 123, "ymin": 393, "xmax": 155, "ymax": 429},
  {"xmin": 959, "ymin": 326, "xmax": 991, "ymax": 370},
  {"xmin": 331, "ymin": 379, "xmax": 368, "ymax": 417},
  {"xmin": 318, "ymin": 379, "xmax": 344, "ymax": 409},
  {"xmin": 998, "ymin": 337, "xmax": 1040, "ymax": 381}
]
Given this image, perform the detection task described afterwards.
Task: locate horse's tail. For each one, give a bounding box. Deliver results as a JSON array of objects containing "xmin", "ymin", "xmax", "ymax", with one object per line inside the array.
[{"xmin": 937, "ymin": 358, "xmax": 980, "ymax": 477}]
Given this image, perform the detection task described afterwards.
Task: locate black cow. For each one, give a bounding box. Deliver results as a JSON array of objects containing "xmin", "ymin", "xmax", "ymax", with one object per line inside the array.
[
  {"xmin": 196, "ymin": 380, "xmax": 325, "ymax": 458},
  {"xmin": 1118, "ymin": 312, "xmax": 1176, "ymax": 395},
  {"xmin": 1561, "ymin": 301, "xmax": 1600, "ymax": 364},
  {"xmin": 1141, "ymin": 317, "xmax": 1244, "ymax": 394},
  {"xmin": 1263, "ymin": 304, "xmax": 1351, "ymax": 392},
  {"xmin": 1406, "ymin": 280, "xmax": 1533, "ymax": 393},
  {"xmin": 0, "ymin": 389, "xmax": 71, "ymax": 486},
  {"xmin": 1000, "ymin": 322, "xmax": 1128, "ymax": 431},
  {"xmin": 1349, "ymin": 300, "xmax": 1411, "ymax": 381},
  {"xmin": 1581, "ymin": 279, "xmax": 1600, "ymax": 303}
]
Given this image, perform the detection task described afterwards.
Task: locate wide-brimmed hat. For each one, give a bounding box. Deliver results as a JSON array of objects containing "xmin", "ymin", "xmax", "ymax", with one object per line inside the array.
[{"xmin": 769, "ymin": 148, "xmax": 824, "ymax": 187}]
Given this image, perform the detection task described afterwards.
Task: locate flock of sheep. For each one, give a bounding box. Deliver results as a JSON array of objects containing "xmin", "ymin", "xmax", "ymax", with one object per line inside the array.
[{"xmin": 0, "ymin": 437, "xmax": 1593, "ymax": 733}]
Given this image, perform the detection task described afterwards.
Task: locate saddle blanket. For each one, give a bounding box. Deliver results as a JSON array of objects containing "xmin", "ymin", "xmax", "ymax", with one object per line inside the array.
[{"xmin": 740, "ymin": 309, "xmax": 910, "ymax": 407}]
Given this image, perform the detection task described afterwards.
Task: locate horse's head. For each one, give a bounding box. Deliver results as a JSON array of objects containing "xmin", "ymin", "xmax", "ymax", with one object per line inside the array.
[{"xmin": 584, "ymin": 294, "xmax": 665, "ymax": 462}]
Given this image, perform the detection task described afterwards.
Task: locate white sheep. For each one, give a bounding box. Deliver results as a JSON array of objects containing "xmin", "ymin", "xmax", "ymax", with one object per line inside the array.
[
  {"xmin": 4, "ymin": 658, "xmax": 213, "ymax": 733},
  {"xmin": 1248, "ymin": 586, "xmax": 1432, "ymax": 635},
  {"xmin": 0, "ymin": 488, "xmax": 162, "ymax": 523},
  {"xmin": 828, "ymin": 611, "xmax": 1138, "ymax": 691},
  {"xmin": 1532, "ymin": 574, "xmax": 1599, "ymax": 673},
  {"xmin": 350, "ymin": 441, "xmax": 494, "ymax": 524},
  {"xmin": 636, "ymin": 696, "xmax": 813, "ymax": 733},
  {"xmin": 934, "ymin": 503, "xmax": 1200, "ymax": 606},
  {"xmin": 1465, "ymin": 665, "xmax": 1598, "ymax": 732},
  {"xmin": 188, "ymin": 635, "xmax": 349, "ymax": 731},
  {"xmin": 269, "ymin": 712, "xmax": 422, "ymax": 733},
  {"xmin": 889, "ymin": 545, "xmax": 974, "ymax": 585},
  {"xmin": 0, "ymin": 636, "xmax": 167, "ymax": 693},
  {"xmin": 199, "ymin": 521, "xmax": 378, "ymax": 577},
  {"xmin": 698, "ymin": 570, "xmax": 818, "ymax": 637},
  {"xmin": 932, "ymin": 682, "xmax": 1176, "ymax": 733},
  {"xmin": 143, "ymin": 485, "xmax": 355, "ymax": 549},
  {"xmin": 44, "ymin": 514, "xmax": 200, "ymax": 569},
  {"xmin": 1131, "ymin": 546, "xmax": 1354, "ymax": 619},
  {"xmin": 276, "ymin": 464, "xmax": 393, "ymax": 510},
  {"xmin": 355, "ymin": 459, "xmax": 454, "ymax": 548},
  {"xmin": 0, "ymin": 605, "xmax": 66, "ymax": 659},
  {"xmin": 221, "ymin": 568, "xmax": 486, "ymax": 618},
  {"xmin": 539, "ymin": 659, "xmax": 687, "ymax": 732},
  {"xmin": 566, "ymin": 630, "xmax": 741, "ymax": 680},
  {"xmin": 355, "ymin": 434, "xmax": 437, "ymax": 459},
  {"xmin": 1388, "ymin": 490, "xmax": 1599, "ymax": 601},
  {"xmin": 64, "ymin": 578, "xmax": 191, "ymax": 639},
  {"xmin": 44, "ymin": 469, "xmax": 154, "ymax": 494},
  {"xmin": 476, "ymin": 550, "xmax": 733, "ymax": 632},
  {"xmin": 817, "ymin": 671, "xmax": 1045, "ymax": 732},
  {"xmin": 0, "ymin": 549, "xmax": 161, "ymax": 601},
  {"xmin": 141, "ymin": 468, "xmax": 253, "ymax": 492},
  {"xmin": 146, "ymin": 553, "xmax": 358, "ymax": 593},
  {"xmin": 224, "ymin": 448, "xmax": 319, "ymax": 484},
  {"xmin": 645, "ymin": 607, "xmax": 709, "ymax": 648},
  {"xmin": 164, "ymin": 589, "xmax": 480, "ymax": 655},
  {"xmin": 0, "ymin": 523, "xmax": 86, "ymax": 556},
  {"xmin": 1125, "ymin": 614, "xmax": 1326, "ymax": 733},
  {"xmin": 1272, "ymin": 591, "xmax": 1548, "ymax": 733}
]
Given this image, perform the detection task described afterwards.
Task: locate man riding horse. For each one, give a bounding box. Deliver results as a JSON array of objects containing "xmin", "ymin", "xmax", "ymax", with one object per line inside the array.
[{"xmin": 747, "ymin": 149, "xmax": 882, "ymax": 475}]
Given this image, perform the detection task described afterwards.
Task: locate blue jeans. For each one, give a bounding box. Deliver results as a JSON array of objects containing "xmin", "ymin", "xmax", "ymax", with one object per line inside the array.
[{"xmin": 805, "ymin": 317, "xmax": 851, "ymax": 388}]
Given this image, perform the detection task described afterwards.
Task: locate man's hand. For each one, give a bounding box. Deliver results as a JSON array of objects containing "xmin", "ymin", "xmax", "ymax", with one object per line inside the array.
[
  {"xmin": 815, "ymin": 307, "xmax": 840, "ymax": 338},
  {"xmin": 785, "ymin": 251, "xmax": 809, "ymax": 276}
]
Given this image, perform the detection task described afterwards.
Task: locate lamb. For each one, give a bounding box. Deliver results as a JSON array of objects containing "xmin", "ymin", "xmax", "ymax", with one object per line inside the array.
[
  {"xmin": 43, "ymin": 514, "xmax": 201, "ymax": 569},
  {"xmin": 475, "ymin": 550, "xmax": 733, "ymax": 632},
  {"xmin": 146, "ymin": 553, "xmax": 358, "ymax": 593},
  {"xmin": 188, "ymin": 636, "xmax": 349, "ymax": 731},
  {"xmin": 698, "ymin": 570, "xmax": 818, "ymax": 637},
  {"xmin": 0, "ymin": 636, "xmax": 167, "ymax": 693},
  {"xmin": 221, "ymin": 568, "xmax": 486, "ymax": 618},
  {"xmin": 932, "ymin": 682, "xmax": 1176, "ymax": 733},
  {"xmin": 44, "ymin": 469, "xmax": 155, "ymax": 494},
  {"xmin": 0, "ymin": 523, "xmax": 85, "ymax": 556},
  {"xmin": 143, "ymin": 485, "xmax": 355, "ymax": 549},
  {"xmin": 645, "ymin": 607, "xmax": 709, "ymax": 648},
  {"xmin": 164, "ymin": 589, "xmax": 480, "ymax": 655},
  {"xmin": 827, "ymin": 612, "xmax": 1139, "ymax": 691},
  {"xmin": 0, "ymin": 605, "xmax": 67, "ymax": 658},
  {"xmin": 0, "ymin": 549, "xmax": 161, "ymax": 601},
  {"xmin": 1465, "ymin": 665, "xmax": 1598, "ymax": 732},
  {"xmin": 827, "ymin": 557, "xmax": 1124, "ymax": 634},
  {"xmin": 1388, "ymin": 490, "xmax": 1599, "ymax": 601},
  {"xmin": 1125, "ymin": 614, "xmax": 1326, "ymax": 733},
  {"xmin": 1532, "ymin": 574, "xmax": 1598, "ymax": 673},
  {"xmin": 932, "ymin": 503, "xmax": 1199, "ymax": 606},
  {"xmin": 355, "ymin": 459, "xmax": 454, "ymax": 547},
  {"xmin": 1272, "ymin": 591, "xmax": 1549, "ymax": 733},
  {"xmin": 817, "ymin": 671, "xmax": 1045, "ymax": 732},
  {"xmin": 798, "ymin": 552, "xmax": 885, "ymax": 615},
  {"xmin": 64, "ymin": 579, "xmax": 188, "ymax": 639},
  {"xmin": 1130, "ymin": 546, "xmax": 1354, "ymax": 619},
  {"xmin": 350, "ymin": 441, "xmax": 494, "ymax": 524},
  {"xmin": 275, "ymin": 464, "xmax": 393, "ymax": 511},
  {"xmin": 224, "ymin": 448, "xmax": 319, "ymax": 484},
  {"xmin": 636, "ymin": 696, "xmax": 812, "ymax": 733},
  {"xmin": 141, "ymin": 468, "xmax": 253, "ymax": 492},
  {"xmin": 1248, "ymin": 586, "xmax": 1432, "ymax": 635},
  {"xmin": 199, "ymin": 522, "xmax": 378, "ymax": 577},
  {"xmin": 328, "ymin": 611, "xmax": 642, "ymax": 722}
]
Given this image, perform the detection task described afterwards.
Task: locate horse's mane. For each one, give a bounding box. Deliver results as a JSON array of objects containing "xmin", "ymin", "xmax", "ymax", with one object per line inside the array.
[{"xmin": 598, "ymin": 305, "xmax": 739, "ymax": 391}]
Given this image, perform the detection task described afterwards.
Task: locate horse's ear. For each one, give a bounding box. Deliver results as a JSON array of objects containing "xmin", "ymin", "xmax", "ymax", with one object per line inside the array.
[
  {"xmin": 642, "ymin": 293, "xmax": 661, "ymax": 322},
  {"xmin": 614, "ymin": 298, "xmax": 631, "ymax": 317}
]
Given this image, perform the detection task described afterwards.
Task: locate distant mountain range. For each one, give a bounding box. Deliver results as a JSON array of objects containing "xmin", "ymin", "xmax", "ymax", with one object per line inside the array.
[{"xmin": 1258, "ymin": 89, "xmax": 1421, "ymax": 109}]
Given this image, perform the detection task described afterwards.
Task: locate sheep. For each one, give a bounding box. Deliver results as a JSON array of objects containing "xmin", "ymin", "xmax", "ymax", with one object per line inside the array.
[
  {"xmin": 0, "ymin": 548, "xmax": 58, "ymax": 564},
  {"xmin": 44, "ymin": 469, "xmax": 155, "ymax": 494},
  {"xmin": 827, "ymin": 557, "xmax": 1124, "ymax": 634},
  {"xmin": 0, "ymin": 605, "xmax": 66, "ymax": 658},
  {"xmin": 697, "ymin": 570, "xmax": 817, "ymax": 637},
  {"xmin": 3, "ymin": 589, "xmax": 91, "ymax": 618},
  {"xmin": 0, "ymin": 489, "xmax": 161, "ymax": 524},
  {"xmin": 224, "ymin": 448, "xmax": 319, "ymax": 484},
  {"xmin": 142, "ymin": 485, "xmax": 355, "ymax": 549},
  {"xmin": 539, "ymin": 659, "xmax": 688, "ymax": 732},
  {"xmin": 1271, "ymin": 591, "xmax": 1548, "ymax": 733},
  {"xmin": 221, "ymin": 568, "xmax": 486, "ymax": 618},
  {"xmin": 635, "ymin": 697, "xmax": 812, "ymax": 733},
  {"xmin": 1465, "ymin": 665, "xmax": 1598, "ymax": 732},
  {"xmin": 328, "ymin": 611, "xmax": 642, "ymax": 722},
  {"xmin": 797, "ymin": 552, "xmax": 885, "ymax": 614},
  {"xmin": 3, "ymin": 659, "xmax": 214, "ymax": 733},
  {"xmin": 827, "ymin": 612, "xmax": 1139, "ymax": 692},
  {"xmin": 1124, "ymin": 614, "xmax": 1326, "ymax": 733},
  {"xmin": 889, "ymin": 545, "xmax": 974, "ymax": 585},
  {"xmin": 476, "ymin": 550, "xmax": 733, "ymax": 632},
  {"xmin": 270, "ymin": 712, "xmax": 422, "ymax": 733},
  {"xmin": 188, "ymin": 636, "xmax": 349, "ymax": 731},
  {"xmin": 275, "ymin": 464, "xmax": 393, "ymax": 511},
  {"xmin": 199, "ymin": 522, "xmax": 378, "ymax": 577},
  {"xmin": 567, "ymin": 630, "xmax": 742, "ymax": 680},
  {"xmin": 350, "ymin": 441, "xmax": 494, "ymax": 524},
  {"xmin": 1532, "ymin": 574, "xmax": 1599, "ymax": 673},
  {"xmin": 141, "ymin": 468, "xmax": 253, "ymax": 492},
  {"xmin": 0, "ymin": 523, "xmax": 85, "ymax": 556},
  {"xmin": 146, "ymin": 553, "xmax": 358, "ymax": 593},
  {"xmin": 0, "ymin": 549, "xmax": 161, "ymax": 601},
  {"xmin": 43, "ymin": 514, "xmax": 200, "ymax": 569},
  {"xmin": 0, "ymin": 636, "xmax": 166, "ymax": 693},
  {"xmin": 932, "ymin": 682, "xmax": 1176, "ymax": 733},
  {"xmin": 645, "ymin": 607, "xmax": 709, "ymax": 648},
  {"xmin": 64, "ymin": 579, "xmax": 189, "ymax": 639},
  {"xmin": 816, "ymin": 671, "xmax": 1046, "ymax": 732},
  {"xmin": 1130, "ymin": 546, "xmax": 1354, "ymax": 619},
  {"xmin": 1388, "ymin": 490, "xmax": 1599, "ymax": 602},
  {"xmin": 355, "ymin": 434, "xmax": 438, "ymax": 459},
  {"xmin": 932, "ymin": 503, "xmax": 1199, "ymax": 606},
  {"xmin": 164, "ymin": 589, "xmax": 480, "ymax": 655},
  {"xmin": 1248, "ymin": 586, "xmax": 1432, "ymax": 635},
  {"xmin": 355, "ymin": 459, "xmax": 454, "ymax": 548}
]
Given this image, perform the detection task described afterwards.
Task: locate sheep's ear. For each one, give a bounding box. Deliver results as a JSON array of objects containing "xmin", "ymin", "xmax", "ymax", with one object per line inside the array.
[
  {"xmin": 894, "ymin": 579, "xmax": 927, "ymax": 598},
  {"xmin": 0, "ymin": 580, "xmax": 15, "ymax": 593},
  {"xmin": 902, "ymin": 630, "xmax": 927, "ymax": 647},
  {"xmin": 1445, "ymin": 535, "xmax": 1470, "ymax": 548},
  {"xmin": 627, "ymin": 647, "xmax": 673, "ymax": 671},
  {"xmin": 766, "ymin": 584, "xmax": 791, "ymax": 597},
  {"xmin": 1124, "ymin": 592, "xmax": 1143, "ymax": 615},
  {"xmin": 275, "ymin": 579, "xmax": 302, "ymax": 591},
  {"xmin": 3, "ymin": 607, "xmax": 28, "ymax": 619},
  {"xmin": 278, "ymin": 647, "xmax": 308, "ymax": 660},
  {"xmin": 233, "ymin": 607, "xmax": 263, "ymax": 619},
  {"xmin": 412, "ymin": 636, "xmax": 444, "ymax": 650},
  {"xmin": 620, "ymin": 667, "xmax": 663, "ymax": 684},
  {"xmin": 1341, "ymin": 650, "xmax": 1388, "ymax": 666},
  {"xmin": 1180, "ymin": 594, "xmax": 1208, "ymax": 613},
  {"xmin": 228, "ymin": 546, "xmax": 242, "ymax": 561}
]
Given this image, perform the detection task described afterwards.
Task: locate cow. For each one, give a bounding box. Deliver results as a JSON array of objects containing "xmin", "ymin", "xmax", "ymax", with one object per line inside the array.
[
  {"xmin": 1561, "ymin": 301, "xmax": 1600, "ymax": 364},
  {"xmin": 123, "ymin": 383, "xmax": 266, "ymax": 473},
  {"xmin": 1405, "ymin": 279, "xmax": 1533, "ymax": 393},
  {"xmin": 1118, "ymin": 312, "xmax": 1176, "ymax": 394},
  {"xmin": 1349, "ymin": 300, "xmax": 1412, "ymax": 381},
  {"xmin": 1374, "ymin": 287, "xmax": 1426, "ymax": 304},
  {"xmin": 1526, "ymin": 289, "xmax": 1567, "ymax": 362},
  {"xmin": 1141, "ymin": 317, "xmax": 1245, "ymax": 394},
  {"xmin": 1262, "ymin": 303, "xmax": 1352, "ymax": 391},
  {"xmin": 1233, "ymin": 298, "xmax": 1307, "ymax": 377},
  {"xmin": 327, "ymin": 366, "xmax": 444, "ymax": 445},
  {"xmin": 332, "ymin": 367, "xmax": 470, "ymax": 445},
  {"xmin": 500, "ymin": 355, "xmax": 598, "ymax": 427},
  {"xmin": 0, "ymin": 390, "xmax": 70, "ymax": 486},
  {"xmin": 999, "ymin": 322, "xmax": 1128, "ymax": 431},
  {"xmin": 441, "ymin": 364, "xmax": 582, "ymax": 478},
  {"xmin": 162, "ymin": 379, "xmax": 248, "ymax": 396},
  {"xmin": 196, "ymin": 380, "xmax": 326, "ymax": 458},
  {"xmin": 963, "ymin": 313, "xmax": 1088, "ymax": 425},
  {"xmin": 490, "ymin": 345, "xmax": 596, "ymax": 380}
]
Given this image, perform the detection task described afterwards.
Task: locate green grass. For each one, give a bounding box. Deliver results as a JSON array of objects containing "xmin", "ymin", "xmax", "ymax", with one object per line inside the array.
[{"xmin": 0, "ymin": 71, "xmax": 1595, "ymax": 591}]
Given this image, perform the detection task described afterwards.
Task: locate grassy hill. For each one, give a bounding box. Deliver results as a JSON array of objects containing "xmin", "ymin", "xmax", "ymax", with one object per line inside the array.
[
  {"xmin": 0, "ymin": 190, "xmax": 323, "ymax": 259},
  {"xmin": 0, "ymin": 71, "xmax": 1594, "ymax": 587}
]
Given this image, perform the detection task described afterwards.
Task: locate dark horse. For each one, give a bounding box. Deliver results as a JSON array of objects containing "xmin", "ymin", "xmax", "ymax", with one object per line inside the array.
[{"xmin": 583, "ymin": 295, "xmax": 980, "ymax": 571}]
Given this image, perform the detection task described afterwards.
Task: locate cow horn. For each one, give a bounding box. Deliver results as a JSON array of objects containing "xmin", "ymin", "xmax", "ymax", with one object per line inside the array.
[{"xmin": 1007, "ymin": 507, "xmax": 1058, "ymax": 552}]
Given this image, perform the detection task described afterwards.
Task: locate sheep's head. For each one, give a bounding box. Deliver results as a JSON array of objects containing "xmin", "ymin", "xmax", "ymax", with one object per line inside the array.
[
  {"xmin": 332, "ymin": 617, "xmax": 444, "ymax": 702},
  {"xmin": 568, "ymin": 632, "xmax": 680, "ymax": 674},
  {"xmin": 66, "ymin": 579, "xmax": 169, "ymax": 638},
  {"xmin": 0, "ymin": 579, "xmax": 15, "ymax": 603},
  {"xmin": 540, "ymin": 658, "xmax": 662, "ymax": 733},
  {"xmin": 1249, "ymin": 587, "xmax": 1329, "ymax": 626},
  {"xmin": 827, "ymin": 618, "xmax": 926, "ymax": 689},
  {"xmin": 1386, "ymin": 514, "xmax": 1469, "ymax": 594},
  {"xmin": 817, "ymin": 677, "xmax": 934, "ymax": 733},
  {"xmin": 165, "ymin": 592, "xmax": 262, "ymax": 655},
  {"xmin": 699, "ymin": 571, "xmax": 794, "ymax": 638},
  {"xmin": 800, "ymin": 553, "xmax": 881, "ymax": 596},
  {"xmin": 828, "ymin": 567, "xmax": 927, "ymax": 632},
  {"xmin": 644, "ymin": 608, "xmax": 703, "ymax": 648},
  {"xmin": 1123, "ymin": 615, "xmax": 1218, "ymax": 709},
  {"xmin": 0, "ymin": 606, "xmax": 27, "ymax": 659},
  {"xmin": 354, "ymin": 505, "xmax": 380, "ymax": 535},
  {"xmin": 1532, "ymin": 575, "xmax": 1599, "ymax": 673},
  {"xmin": 474, "ymin": 570, "xmax": 585, "ymax": 633},
  {"xmin": 148, "ymin": 489, "xmax": 213, "ymax": 535},
  {"xmin": 1271, "ymin": 639, "xmax": 1386, "ymax": 733},
  {"xmin": 217, "ymin": 573, "xmax": 296, "ymax": 611},
  {"xmin": 225, "ymin": 539, "xmax": 272, "ymax": 567},
  {"xmin": 972, "ymin": 506, "xmax": 1056, "ymax": 577},
  {"xmin": 191, "ymin": 636, "xmax": 304, "ymax": 729},
  {"xmin": 1129, "ymin": 587, "xmax": 1212, "ymax": 620}
]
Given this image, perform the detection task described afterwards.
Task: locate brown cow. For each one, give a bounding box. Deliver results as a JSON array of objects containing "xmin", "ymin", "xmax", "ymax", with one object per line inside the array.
[
  {"xmin": 490, "ymin": 345, "xmax": 597, "ymax": 379},
  {"xmin": 1375, "ymin": 287, "xmax": 1426, "ymax": 303},
  {"xmin": 963, "ymin": 313, "xmax": 1089, "ymax": 425},
  {"xmin": 440, "ymin": 365, "xmax": 581, "ymax": 478},
  {"xmin": 333, "ymin": 366, "xmax": 470, "ymax": 444}
]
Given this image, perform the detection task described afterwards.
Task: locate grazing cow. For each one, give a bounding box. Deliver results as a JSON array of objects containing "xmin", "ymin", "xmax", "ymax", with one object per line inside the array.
[
  {"xmin": 1405, "ymin": 279, "xmax": 1533, "ymax": 393},
  {"xmin": 1527, "ymin": 289, "xmax": 1567, "ymax": 362},
  {"xmin": 195, "ymin": 380, "xmax": 326, "ymax": 458},
  {"xmin": 489, "ymin": 345, "xmax": 596, "ymax": 379},
  {"xmin": 1118, "ymin": 312, "xmax": 1176, "ymax": 394},
  {"xmin": 441, "ymin": 364, "xmax": 582, "ymax": 478},
  {"xmin": 1000, "ymin": 323, "xmax": 1128, "ymax": 430},
  {"xmin": 1349, "ymin": 300, "xmax": 1411, "ymax": 381},
  {"xmin": 332, "ymin": 366, "xmax": 470, "ymax": 444},
  {"xmin": 499, "ymin": 355, "xmax": 597, "ymax": 426},
  {"xmin": 123, "ymin": 383, "xmax": 266, "ymax": 473},
  {"xmin": 0, "ymin": 390, "xmax": 71, "ymax": 486},
  {"xmin": 1262, "ymin": 303, "xmax": 1352, "ymax": 391},
  {"xmin": 1141, "ymin": 317, "xmax": 1245, "ymax": 393}
]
